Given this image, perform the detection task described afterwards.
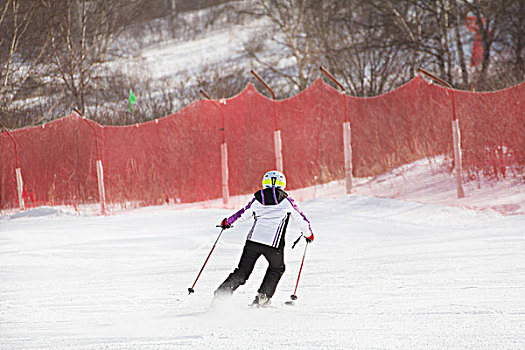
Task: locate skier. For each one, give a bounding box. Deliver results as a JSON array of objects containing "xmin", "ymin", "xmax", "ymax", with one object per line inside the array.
[{"xmin": 214, "ymin": 170, "xmax": 314, "ymax": 307}]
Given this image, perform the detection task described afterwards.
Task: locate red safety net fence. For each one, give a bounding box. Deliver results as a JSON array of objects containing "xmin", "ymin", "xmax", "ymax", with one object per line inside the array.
[{"xmin": 1, "ymin": 75, "xmax": 524, "ymax": 212}]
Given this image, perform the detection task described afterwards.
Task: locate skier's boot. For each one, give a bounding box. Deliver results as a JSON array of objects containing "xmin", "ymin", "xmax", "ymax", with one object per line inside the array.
[
  {"xmin": 251, "ymin": 293, "xmax": 271, "ymax": 308},
  {"xmin": 212, "ymin": 288, "xmax": 233, "ymax": 307}
]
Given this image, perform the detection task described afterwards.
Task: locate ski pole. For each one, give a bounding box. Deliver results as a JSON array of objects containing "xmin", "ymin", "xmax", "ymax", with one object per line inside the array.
[
  {"xmin": 188, "ymin": 227, "xmax": 225, "ymax": 295},
  {"xmin": 289, "ymin": 241, "xmax": 309, "ymax": 302}
]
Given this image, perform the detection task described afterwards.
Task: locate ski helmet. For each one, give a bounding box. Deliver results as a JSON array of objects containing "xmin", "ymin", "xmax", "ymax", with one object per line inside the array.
[{"xmin": 262, "ymin": 170, "xmax": 286, "ymax": 189}]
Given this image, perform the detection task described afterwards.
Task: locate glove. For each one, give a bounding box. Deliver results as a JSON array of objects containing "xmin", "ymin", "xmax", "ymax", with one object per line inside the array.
[
  {"xmin": 304, "ymin": 233, "xmax": 314, "ymax": 244},
  {"xmin": 219, "ymin": 218, "xmax": 231, "ymax": 229}
]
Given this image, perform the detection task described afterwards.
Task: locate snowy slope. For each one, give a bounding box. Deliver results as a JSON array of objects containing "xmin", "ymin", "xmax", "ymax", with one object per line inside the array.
[
  {"xmin": 318, "ymin": 157, "xmax": 525, "ymax": 216},
  {"xmin": 1, "ymin": 193, "xmax": 524, "ymax": 349},
  {"xmin": 138, "ymin": 19, "xmax": 270, "ymax": 80}
]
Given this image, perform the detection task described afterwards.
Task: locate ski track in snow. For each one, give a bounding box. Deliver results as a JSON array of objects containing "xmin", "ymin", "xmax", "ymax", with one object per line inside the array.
[{"xmin": 1, "ymin": 195, "xmax": 524, "ymax": 349}]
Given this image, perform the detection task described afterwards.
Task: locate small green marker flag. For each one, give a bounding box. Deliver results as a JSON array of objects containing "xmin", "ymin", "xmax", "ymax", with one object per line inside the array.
[{"xmin": 128, "ymin": 89, "xmax": 137, "ymax": 112}]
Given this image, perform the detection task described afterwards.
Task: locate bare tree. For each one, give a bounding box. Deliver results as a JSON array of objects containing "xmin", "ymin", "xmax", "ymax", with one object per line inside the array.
[
  {"xmin": 47, "ymin": 0, "xmax": 141, "ymax": 114},
  {"xmin": 459, "ymin": 0, "xmax": 524, "ymax": 88},
  {"xmin": 488, "ymin": 0, "xmax": 525, "ymax": 85},
  {"xmin": 453, "ymin": 0, "xmax": 470, "ymax": 88},
  {"xmin": 312, "ymin": 0, "xmax": 412, "ymax": 96},
  {"xmin": 249, "ymin": 0, "xmax": 416, "ymax": 97},
  {"xmin": 0, "ymin": 0, "xmax": 52, "ymax": 96},
  {"xmin": 2, "ymin": 0, "xmax": 523, "ymax": 129},
  {"xmin": 245, "ymin": 0, "xmax": 322, "ymax": 96}
]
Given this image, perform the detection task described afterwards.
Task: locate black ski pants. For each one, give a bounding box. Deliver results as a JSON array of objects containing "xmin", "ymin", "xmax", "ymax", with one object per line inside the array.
[{"xmin": 215, "ymin": 240, "xmax": 285, "ymax": 298}]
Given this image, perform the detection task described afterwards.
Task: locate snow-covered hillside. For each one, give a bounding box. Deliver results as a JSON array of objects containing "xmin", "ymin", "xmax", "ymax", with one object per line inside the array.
[
  {"xmin": 1, "ymin": 157, "xmax": 524, "ymax": 349},
  {"xmin": 116, "ymin": 4, "xmax": 270, "ymax": 85},
  {"xmin": 333, "ymin": 157, "xmax": 525, "ymax": 216},
  {"xmin": 1, "ymin": 194, "xmax": 524, "ymax": 349},
  {"xmin": 137, "ymin": 18, "xmax": 271, "ymax": 81}
]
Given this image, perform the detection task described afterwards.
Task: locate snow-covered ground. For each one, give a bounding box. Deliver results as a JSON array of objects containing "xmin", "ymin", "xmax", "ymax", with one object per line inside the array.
[
  {"xmin": 1, "ymin": 159, "xmax": 524, "ymax": 349},
  {"xmin": 138, "ymin": 19, "xmax": 268, "ymax": 80},
  {"xmin": 342, "ymin": 157, "xmax": 524, "ymax": 216}
]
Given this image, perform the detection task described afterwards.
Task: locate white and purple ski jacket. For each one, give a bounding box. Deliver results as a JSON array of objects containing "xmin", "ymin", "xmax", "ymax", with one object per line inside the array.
[{"xmin": 226, "ymin": 187, "xmax": 314, "ymax": 249}]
